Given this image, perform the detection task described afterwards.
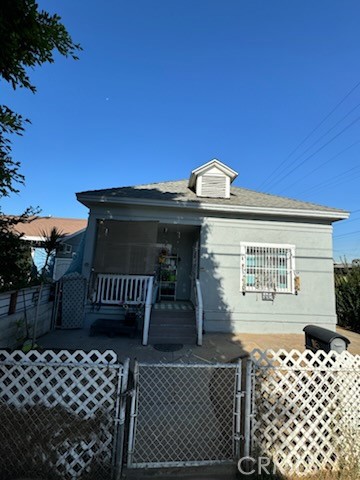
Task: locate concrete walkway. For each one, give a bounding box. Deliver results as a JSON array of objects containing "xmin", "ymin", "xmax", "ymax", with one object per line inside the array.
[
  {"xmin": 38, "ymin": 325, "xmax": 360, "ymax": 363},
  {"xmin": 124, "ymin": 464, "xmax": 241, "ymax": 480}
]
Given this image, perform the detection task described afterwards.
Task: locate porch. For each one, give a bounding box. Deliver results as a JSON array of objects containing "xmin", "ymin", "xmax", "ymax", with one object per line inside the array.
[
  {"xmin": 84, "ymin": 220, "xmax": 202, "ymax": 346},
  {"xmin": 83, "ymin": 272, "xmax": 203, "ymax": 345}
]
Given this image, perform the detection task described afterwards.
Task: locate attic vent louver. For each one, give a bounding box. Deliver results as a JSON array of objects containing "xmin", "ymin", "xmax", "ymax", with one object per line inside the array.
[
  {"xmin": 200, "ymin": 174, "xmax": 227, "ymax": 198},
  {"xmin": 188, "ymin": 159, "xmax": 238, "ymax": 200}
]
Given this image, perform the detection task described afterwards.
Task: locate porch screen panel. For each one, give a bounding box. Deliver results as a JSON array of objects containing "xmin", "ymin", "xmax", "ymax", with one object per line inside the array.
[{"xmin": 93, "ymin": 220, "xmax": 158, "ymax": 274}]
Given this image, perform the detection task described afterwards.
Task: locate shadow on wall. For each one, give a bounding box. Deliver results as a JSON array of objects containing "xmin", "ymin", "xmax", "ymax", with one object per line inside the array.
[{"xmin": 199, "ymin": 220, "xmax": 235, "ymax": 336}]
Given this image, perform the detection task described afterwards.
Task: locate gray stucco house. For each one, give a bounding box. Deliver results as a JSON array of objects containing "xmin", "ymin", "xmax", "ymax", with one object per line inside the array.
[{"xmin": 77, "ymin": 159, "xmax": 348, "ymax": 345}]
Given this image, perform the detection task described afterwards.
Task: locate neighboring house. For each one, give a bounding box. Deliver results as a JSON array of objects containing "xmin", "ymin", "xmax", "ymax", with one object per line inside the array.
[
  {"xmin": 77, "ymin": 159, "xmax": 349, "ymax": 345},
  {"xmin": 14, "ymin": 216, "xmax": 88, "ymax": 280},
  {"xmin": 334, "ymin": 259, "xmax": 360, "ymax": 274}
]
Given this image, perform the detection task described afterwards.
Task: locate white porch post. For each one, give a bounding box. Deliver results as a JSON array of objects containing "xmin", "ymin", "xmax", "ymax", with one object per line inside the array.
[{"xmin": 142, "ymin": 276, "xmax": 154, "ymax": 346}]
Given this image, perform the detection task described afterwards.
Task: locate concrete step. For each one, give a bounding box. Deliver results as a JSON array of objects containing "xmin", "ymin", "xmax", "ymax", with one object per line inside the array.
[
  {"xmin": 151, "ymin": 310, "xmax": 195, "ymax": 318},
  {"xmin": 149, "ymin": 307, "xmax": 196, "ymax": 344},
  {"xmin": 151, "ymin": 316, "xmax": 195, "ymax": 326},
  {"xmin": 154, "ymin": 301, "xmax": 194, "ymax": 310},
  {"xmin": 154, "ymin": 308, "xmax": 194, "ymax": 314},
  {"xmin": 153, "ymin": 309, "xmax": 194, "ymax": 325}
]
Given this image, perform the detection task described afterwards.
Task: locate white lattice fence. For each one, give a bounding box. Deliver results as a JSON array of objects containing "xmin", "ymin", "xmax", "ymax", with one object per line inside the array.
[
  {"xmin": 0, "ymin": 349, "xmax": 128, "ymax": 480},
  {"xmin": 249, "ymin": 349, "xmax": 360, "ymax": 476}
]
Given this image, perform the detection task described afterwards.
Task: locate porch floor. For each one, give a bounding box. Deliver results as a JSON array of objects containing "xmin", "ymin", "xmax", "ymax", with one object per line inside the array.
[{"xmin": 37, "ymin": 326, "xmax": 360, "ymax": 364}]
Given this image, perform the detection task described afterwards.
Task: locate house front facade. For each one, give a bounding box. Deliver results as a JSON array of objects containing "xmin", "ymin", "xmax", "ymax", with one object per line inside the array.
[{"xmin": 77, "ymin": 159, "xmax": 348, "ymax": 345}]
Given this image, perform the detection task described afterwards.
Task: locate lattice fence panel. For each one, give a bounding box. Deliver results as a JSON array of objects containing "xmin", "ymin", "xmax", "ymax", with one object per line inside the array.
[
  {"xmin": 0, "ymin": 349, "xmax": 124, "ymax": 480},
  {"xmin": 250, "ymin": 349, "xmax": 360, "ymax": 476},
  {"xmin": 128, "ymin": 362, "xmax": 241, "ymax": 467},
  {"xmin": 61, "ymin": 273, "xmax": 87, "ymax": 328}
]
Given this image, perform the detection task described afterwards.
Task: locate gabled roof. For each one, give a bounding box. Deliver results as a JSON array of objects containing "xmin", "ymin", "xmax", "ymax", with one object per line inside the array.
[
  {"xmin": 12, "ymin": 216, "xmax": 87, "ymax": 241},
  {"xmin": 188, "ymin": 159, "xmax": 238, "ymax": 189},
  {"xmin": 77, "ymin": 180, "xmax": 349, "ymax": 220}
]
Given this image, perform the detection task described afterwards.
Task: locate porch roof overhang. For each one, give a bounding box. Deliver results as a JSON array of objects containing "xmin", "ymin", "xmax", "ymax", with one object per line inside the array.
[{"xmin": 76, "ymin": 193, "xmax": 349, "ymax": 222}]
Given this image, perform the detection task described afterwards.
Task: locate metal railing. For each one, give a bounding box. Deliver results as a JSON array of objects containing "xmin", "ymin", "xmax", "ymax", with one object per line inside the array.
[
  {"xmin": 95, "ymin": 274, "xmax": 151, "ymax": 305},
  {"xmin": 142, "ymin": 276, "xmax": 154, "ymax": 346},
  {"xmin": 194, "ymin": 279, "xmax": 203, "ymax": 346}
]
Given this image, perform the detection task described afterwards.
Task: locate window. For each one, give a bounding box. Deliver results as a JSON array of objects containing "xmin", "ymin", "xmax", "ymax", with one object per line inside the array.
[
  {"xmin": 59, "ymin": 243, "xmax": 72, "ymax": 254},
  {"xmin": 240, "ymin": 242, "xmax": 295, "ymax": 294}
]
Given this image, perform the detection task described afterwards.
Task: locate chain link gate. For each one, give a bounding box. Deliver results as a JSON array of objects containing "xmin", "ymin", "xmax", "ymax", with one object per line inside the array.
[{"xmin": 127, "ymin": 361, "xmax": 243, "ymax": 469}]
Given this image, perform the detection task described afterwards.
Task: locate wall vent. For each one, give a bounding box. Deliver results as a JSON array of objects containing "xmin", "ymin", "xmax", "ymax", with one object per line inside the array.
[
  {"xmin": 199, "ymin": 174, "xmax": 227, "ymax": 198},
  {"xmin": 189, "ymin": 159, "xmax": 238, "ymax": 199}
]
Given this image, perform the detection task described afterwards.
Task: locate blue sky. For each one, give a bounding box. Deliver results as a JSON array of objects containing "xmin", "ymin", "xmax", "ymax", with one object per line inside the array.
[{"xmin": 2, "ymin": 0, "xmax": 360, "ymax": 260}]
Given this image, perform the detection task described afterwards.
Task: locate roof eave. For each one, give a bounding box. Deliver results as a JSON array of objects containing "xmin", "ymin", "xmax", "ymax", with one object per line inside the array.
[
  {"xmin": 77, "ymin": 193, "xmax": 349, "ymax": 221},
  {"xmin": 22, "ymin": 229, "xmax": 86, "ymax": 242}
]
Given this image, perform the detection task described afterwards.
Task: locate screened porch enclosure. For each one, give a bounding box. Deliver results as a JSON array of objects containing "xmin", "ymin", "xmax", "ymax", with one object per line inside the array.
[
  {"xmin": 93, "ymin": 220, "xmax": 159, "ymax": 275},
  {"xmin": 92, "ymin": 220, "xmax": 200, "ymax": 303}
]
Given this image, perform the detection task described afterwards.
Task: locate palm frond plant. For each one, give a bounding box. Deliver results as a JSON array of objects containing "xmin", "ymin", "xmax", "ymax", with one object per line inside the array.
[{"xmin": 40, "ymin": 227, "xmax": 64, "ymax": 279}]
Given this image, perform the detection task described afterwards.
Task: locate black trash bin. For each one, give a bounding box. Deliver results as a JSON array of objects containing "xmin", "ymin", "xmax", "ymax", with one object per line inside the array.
[{"xmin": 303, "ymin": 325, "xmax": 350, "ymax": 354}]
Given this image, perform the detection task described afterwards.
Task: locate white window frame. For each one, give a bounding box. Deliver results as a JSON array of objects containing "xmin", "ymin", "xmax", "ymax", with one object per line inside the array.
[{"xmin": 240, "ymin": 242, "xmax": 296, "ymax": 294}]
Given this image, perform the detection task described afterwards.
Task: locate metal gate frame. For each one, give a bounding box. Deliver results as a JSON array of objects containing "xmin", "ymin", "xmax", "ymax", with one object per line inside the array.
[
  {"xmin": 113, "ymin": 358, "xmax": 130, "ymax": 480},
  {"xmin": 127, "ymin": 360, "xmax": 243, "ymax": 469}
]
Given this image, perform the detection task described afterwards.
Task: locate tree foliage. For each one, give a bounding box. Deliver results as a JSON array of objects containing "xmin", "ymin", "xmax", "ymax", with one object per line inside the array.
[
  {"xmin": 0, "ymin": 106, "xmax": 28, "ymax": 197},
  {"xmin": 0, "ymin": 0, "xmax": 81, "ymax": 197},
  {"xmin": 335, "ymin": 262, "xmax": 360, "ymax": 333},
  {"xmin": 0, "ymin": 0, "xmax": 81, "ymax": 291},
  {"xmin": 0, "ymin": 211, "xmax": 38, "ymax": 292},
  {"xmin": 0, "ymin": 0, "xmax": 80, "ymax": 94}
]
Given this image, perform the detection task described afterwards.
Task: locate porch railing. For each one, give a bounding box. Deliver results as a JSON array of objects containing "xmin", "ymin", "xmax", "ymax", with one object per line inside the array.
[
  {"xmin": 95, "ymin": 274, "xmax": 152, "ymax": 305},
  {"xmin": 142, "ymin": 276, "xmax": 154, "ymax": 346},
  {"xmin": 194, "ymin": 279, "xmax": 203, "ymax": 346}
]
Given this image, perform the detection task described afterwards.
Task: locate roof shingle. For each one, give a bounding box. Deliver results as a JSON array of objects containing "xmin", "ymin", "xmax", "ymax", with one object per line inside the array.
[
  {"xmin": 77, "ymin": 180, "xmax": 346, "ymax": 214},
  {"xmin": 13, "ymin": 216, "xmax": 87, "ymax": 238}
]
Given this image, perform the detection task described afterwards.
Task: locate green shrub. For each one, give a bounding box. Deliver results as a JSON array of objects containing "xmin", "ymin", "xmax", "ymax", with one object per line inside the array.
[{"xmin": 335, "ymin": 262, "xmax": 360, "ymax": 333}]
